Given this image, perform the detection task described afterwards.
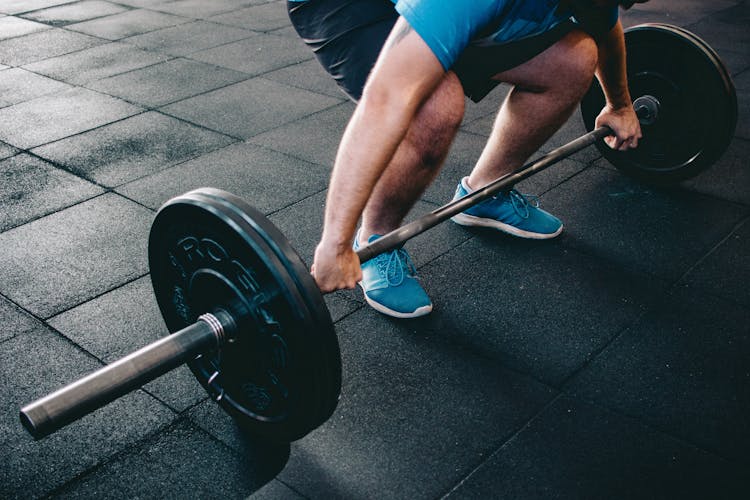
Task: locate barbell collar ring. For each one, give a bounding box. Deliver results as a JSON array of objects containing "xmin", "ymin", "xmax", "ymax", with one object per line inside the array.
[
  {"xmin": 633, "ymin": 95, "xmax": 661, "ymax": 125},
  {"xmin": 20, "ymin": 310, "xmax": 236, "ymax": 440}
]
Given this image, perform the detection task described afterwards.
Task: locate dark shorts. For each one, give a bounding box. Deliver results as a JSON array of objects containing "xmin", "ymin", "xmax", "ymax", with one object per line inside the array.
[{"xmin": 287, "ymin": 0, "xmax": 575, "ymax": 103}]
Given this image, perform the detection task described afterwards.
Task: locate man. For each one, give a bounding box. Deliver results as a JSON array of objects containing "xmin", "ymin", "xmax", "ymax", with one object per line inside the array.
[{"xmin": 288, "ymin": 0, "xmax": 646, "ymax": 318}]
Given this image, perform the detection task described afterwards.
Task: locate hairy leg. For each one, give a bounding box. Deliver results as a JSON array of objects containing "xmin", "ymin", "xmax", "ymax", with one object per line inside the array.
[
  {"xmin": 467, "ymin": 30, "xmax": 599, "ymax": 189},
  {"xmin": 359, "ymin": 70, "xmax": 465, "ymax": 241}
]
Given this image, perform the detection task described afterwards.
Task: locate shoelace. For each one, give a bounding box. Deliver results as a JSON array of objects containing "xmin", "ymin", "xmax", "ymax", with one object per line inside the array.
[
  {"xmin": 505, "ymin": 189, "xmax": 540, "ymax": 219},
  {"xmin": 376, "ymin": 248, "xmax": 417, "ymax": 286}
]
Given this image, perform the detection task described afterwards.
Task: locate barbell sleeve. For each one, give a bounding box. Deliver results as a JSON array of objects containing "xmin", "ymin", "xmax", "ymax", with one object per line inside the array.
[
  {"xmin": 356, "ymin": 125, "xmax": 613, "ymax": 263},
  {"xmin": 20, "ymin": 311, "xmax": 234, "ymax": 439}
]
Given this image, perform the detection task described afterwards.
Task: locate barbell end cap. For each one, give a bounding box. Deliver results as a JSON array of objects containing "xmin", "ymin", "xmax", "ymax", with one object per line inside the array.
[
  {"xmin": 19, "ymin": 406, "xmax": 49, "ymax": 440},
  {"xmin": 633, "ymin": 95, "xmax": 661, "ymax": 126}
]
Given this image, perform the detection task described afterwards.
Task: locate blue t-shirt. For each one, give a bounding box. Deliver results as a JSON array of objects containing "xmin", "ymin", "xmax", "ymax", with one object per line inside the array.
[{"xmin": 395, "ymin": 0, "xmax": 618, "ymax": 69}]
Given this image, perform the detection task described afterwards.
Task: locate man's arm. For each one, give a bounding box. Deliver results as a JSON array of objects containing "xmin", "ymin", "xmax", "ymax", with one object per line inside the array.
[
  {"xmin": 593, "ymin": 20, "xmax": 642, "ymax": 150},
  {"xmin": 312, "ymin": 17, "xmax": 445, "ymax": 293}
]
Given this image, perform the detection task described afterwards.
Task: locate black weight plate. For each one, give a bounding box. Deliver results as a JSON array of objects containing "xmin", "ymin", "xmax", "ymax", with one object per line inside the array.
[
  {"xmin": 149, "ymin": 188, "xmax": 341, "ymax": 442},
  {"xmin": 581, "ymin": 23, "xmax": 737, "ymax": 183}
]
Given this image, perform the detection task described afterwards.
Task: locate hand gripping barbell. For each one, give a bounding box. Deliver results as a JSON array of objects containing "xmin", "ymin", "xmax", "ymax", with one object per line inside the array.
[{"xmin": 20, "ymin": 24, "xmax": 737, "ymax": 443}]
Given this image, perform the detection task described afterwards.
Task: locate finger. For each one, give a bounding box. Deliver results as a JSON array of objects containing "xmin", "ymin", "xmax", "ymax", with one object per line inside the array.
[
  {"xmin": 622, "ymin": 137, "xmax": 638, "ymax": 151},
  {"xmin": 611, "ymin": 135, "xmax": 625, "ymax": 150}
]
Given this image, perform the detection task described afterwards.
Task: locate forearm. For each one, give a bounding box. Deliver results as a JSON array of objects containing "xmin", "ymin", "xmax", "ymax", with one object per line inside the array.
[
  {"xmin": 320, "ymin": 90, "xmax": 418, "ymax": 250},
  {"xmin": 595, "ymin": 20, "xmax": 633, "ymax": 109}
]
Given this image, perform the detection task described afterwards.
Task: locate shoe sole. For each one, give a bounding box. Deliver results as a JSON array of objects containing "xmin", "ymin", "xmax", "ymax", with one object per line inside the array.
[
  {"xmin": 358, "ymin": 283, "xmax": 433, "ymax": 319},
  {"xmin": 451, "ymin": 213, "xmax": 563, "ymax": 239}
]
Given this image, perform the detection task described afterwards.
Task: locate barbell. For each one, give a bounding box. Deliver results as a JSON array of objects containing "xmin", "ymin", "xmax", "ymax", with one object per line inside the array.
[{"xmin": 20, "ymin": 24, "xmax": 737, "ymax": 443}]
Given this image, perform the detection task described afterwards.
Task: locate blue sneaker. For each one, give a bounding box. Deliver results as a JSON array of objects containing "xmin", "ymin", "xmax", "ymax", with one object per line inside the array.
[
  {"xmin": 354, "ymin": 233, "xmax": 433, "ymax": 318},
  {"xmin": 450, "ymin": 177, "xmax": 563, "ymax": 239}
]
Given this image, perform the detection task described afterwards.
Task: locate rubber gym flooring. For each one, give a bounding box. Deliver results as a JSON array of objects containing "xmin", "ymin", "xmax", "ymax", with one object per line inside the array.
[{"xmin": 0, "ymin": 1, "xmax": 748, "ymax": 498}]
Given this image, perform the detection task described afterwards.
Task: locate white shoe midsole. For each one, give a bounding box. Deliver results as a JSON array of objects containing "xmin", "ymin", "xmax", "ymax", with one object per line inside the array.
[{"xmin": 451, "ymin": 213, "xmax": 563, "ymax": 240}]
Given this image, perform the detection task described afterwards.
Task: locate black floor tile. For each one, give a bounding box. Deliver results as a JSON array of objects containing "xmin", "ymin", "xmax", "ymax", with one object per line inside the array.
[
  {"xmin": 541, "ymin": 167, "xmax": 748, "ymax": 281},
  {"xmin": 418, "ymin": 235, "xmax": 668, "ymax": 385},
  {"xmin": 269, "ymin": 23, "xmax": 300, "ymax": 40},
  {"xmin": 679, "ymin": 216, "xmax": 750, "ymax": 306},
  {"xmin": 0, "ymin": 140, "xmax": 18, "ymax": 160},
  {"xmin": 20, "ymin": 0, "xmax": 129, "ymax": 26},
  {"xmin": 0, "ymin": 1, "xmax": 747, "ymax": 497},
  {"xmin": 32, "ymin": 111, "xmax": 236, "ymax": 187},
  {"xmin": 263, "ymin": 58, "xmax": 349, "ymax": 99},
  {"xmin": 683, "ymin": 137, "xmax": 750, "ymax": 206},
  {"xmin": 155, "ymin": 0, "xmax": 260, "ymax": 20},
  {"xmin": 249, "ymin": 479, "xmax": 306, "ymax": 500},
  {"xmin": 0, "ymin": 15, "xmax": 50, "ymax": 40},
  {"xmin": 566, "ymin": 289, "xmax": 750, "ymax": 461},
  {"xmin": 160, "ymin": 78, "xmax": 341, "ymax": 139},
  {"xmin": 189, "ymin": 32, "xmax": 312, "ymax": 76},
  {"xmin": 0, "ymin": 67, "xmax": 71, "ymax": 107},
  {"xmin": 0, "ymin": 153, "xmax": 103, "ymax": 232},
  {"xmin": 112, "ymin": 0, "xmax": 173, "ymax": 8},
  {"xmin": 247, "ymin": 102, "xmax": 353, "ymax": 169},
  {"xmin": 737, "ymin": 87, "xmax": 750, "ymax": 141},
  {"xmin": 123, "ymin": 19, "xmax": 256, "ymax": 56},
  {"xmin": 1, "ymin": 324, "xmax": 175, "ymax": 499},
  {"xmin": 0, "ymin": 87, "xmax": 141, "ymax": 149},
  {"xmin": 446, "ymin": 395, "xmax": 749, "ymax": 500},
  {"xmin": 187, "ymin": 399, "xmax": 293, "ymax": 468},
  {"xmin": 733, "ymin": 66, "xmax": 750, "ymax": 92},
  {"xmin": 718, "ymin": 47, "xmax": 750, "ymax": 78},
  {"xmin": 277, "ymin": 308, "xmax": 556, "ymax": 499},
  {"xmin": 208, "ymin": 2, "xmax": 294, "ymax": 32},
  {"xmin": 622, "ymin": 0, "xmax": 739, "ymax": 27},
  {"xmin": 0, "ymin": 26, "xmax": 102, "ymax": 66},
  {"xmin": 1, "ymin": 0, "xmax": 78, "ymax": 16},
  {"xmin": 86, "ymin": 57, "xmax": 249, "ymax": 108},
  {"xmin": 0, "ymin": 194, "xmax": 152, "ymax": 318},
  {"xmin": 0, "ymin": 294, "xmax": 39, "ymax": 343},
  {"xmin": 686, "ymin": 3, "xmax": 750, "ymax": 54},
  {"xmin": 52, "ymin": 420, "xmax": 276, "ymax": 498},
  {"xmin": 117, "ymin": 141, "xmax": 329, "ymax": 212},
  {"xmin": 23, "ymin": 40, "xmax": 170, "ymax": 85},
  {"xmin": 66, "ymin": 8, "xmax": 188, "ymax": 41},
  {"xmin": 732, "ymin": 71, "xmax": 749, "ymax": 142}
]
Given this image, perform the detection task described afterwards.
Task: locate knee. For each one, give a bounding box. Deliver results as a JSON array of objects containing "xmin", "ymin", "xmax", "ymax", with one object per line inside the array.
[
  {"xmin": 408, "ymin": 72, "xmax": 464, "ymax": 167},
  {"xmin": 557, "ymin": 32, "xmax": 599, "ymax": 94}
]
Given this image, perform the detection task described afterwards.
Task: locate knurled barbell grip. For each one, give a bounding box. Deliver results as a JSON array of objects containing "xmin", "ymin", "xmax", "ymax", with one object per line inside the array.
[
  {"xmin": 356, "ymin": 125, "xmax": 614, "ymax": 263},
  {"xmin": 20, "ymin": 311, "xmax": 235, "ymax": 440}
]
